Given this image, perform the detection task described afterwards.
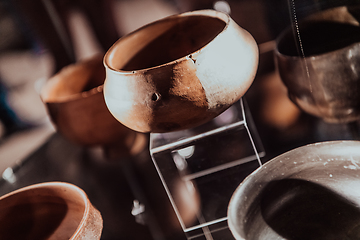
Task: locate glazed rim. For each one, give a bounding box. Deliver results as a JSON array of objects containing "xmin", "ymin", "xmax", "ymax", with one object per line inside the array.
[
  {"xmin": 0, "ymin": 182, "xmax": 91, "ymax": 239},
  {"xmin": 104, "ymin": 9, "xmax": 230, "ymax": 74}
]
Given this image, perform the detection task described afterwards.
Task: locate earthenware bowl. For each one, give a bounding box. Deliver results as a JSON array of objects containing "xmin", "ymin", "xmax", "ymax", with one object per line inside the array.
[
  {"xmin": 228, "ymin": 140, "xmax": 360, "ymax": 240},
  {"xmin": 0, "ymin": 182, "xmax": 102, "ymax": 239},
  {"xmin": 275, "ymin": 6, "xmax": 360, "ymax": 123},
  {"xmin": 103, "ymin": 9, "xmax": 258, "ymax": 133},
  {"xmin": 40, "ymin": 55, "xmax": 146, "ymax": 158}
]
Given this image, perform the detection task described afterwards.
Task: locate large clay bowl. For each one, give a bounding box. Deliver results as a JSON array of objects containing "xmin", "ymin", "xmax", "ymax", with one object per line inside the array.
[
  {"xmin": 275, "ymin": 6, "xmax": 360, "ymax": 123},
  {"xmin": 104, "ymin": 9, "xmax": 258, "ymax": 133},
  {"xmin": 0, "ymin": 182, "xmax": 102, "ymax": 239},
  {"xmin": 40, "ymin": 55, "xmax": 140, "ymax": 151},
  {"xmin": 228, "ymin": 141, "xmax": 360, "ymax": 240}
]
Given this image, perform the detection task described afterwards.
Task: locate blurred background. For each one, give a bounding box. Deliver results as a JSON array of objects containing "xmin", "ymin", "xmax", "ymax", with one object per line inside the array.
[{"xmin": 0, "ymin": 0, "xmax": 359, "ymax": 239}]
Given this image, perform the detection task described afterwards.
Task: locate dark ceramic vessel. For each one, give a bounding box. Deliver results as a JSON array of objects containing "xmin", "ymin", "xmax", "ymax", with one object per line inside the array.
[{"xmin": 275, "ymin": 6, "xmax": 360, "ymax": 123}]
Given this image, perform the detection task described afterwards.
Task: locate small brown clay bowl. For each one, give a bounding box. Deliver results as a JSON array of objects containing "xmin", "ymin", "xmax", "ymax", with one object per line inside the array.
[
  {"xmin": 228, "ymin": 141, "xmax": 360, "ymax": 240},
  {"xmin": 104, "ymin": 9, "xmax": 258, "ymax": 133},
  {"xmin": 0, "ymin": 182, "xmax": 102, "ymax": 240},
  {"xmin": 40, "ymin": 55, "xmax": 139, "ymax": 150}
]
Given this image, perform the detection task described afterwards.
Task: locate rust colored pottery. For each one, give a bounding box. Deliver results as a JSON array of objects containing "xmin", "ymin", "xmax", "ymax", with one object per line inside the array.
[
  {"xmin": 228, "ymin": 141, "xmax": 360, "ymax": 240},
  {"xmin": 40, "ymin": 55, "xmax": 146, "ymax": 158},
  {"xmin": 104, "ymin": 9, "xmax": 259, "ymax": 133},
  {"xmin": 0, "ymin": 182, "xmax": 102, "ymax": 240}
]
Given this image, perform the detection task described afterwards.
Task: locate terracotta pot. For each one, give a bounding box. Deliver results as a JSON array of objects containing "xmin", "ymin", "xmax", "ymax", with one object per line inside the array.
[
  {"xmin": 0, "ymin": 182, "xmax": 102, "ymax": 239},
  {"xmin": 40, "ymin": 55, "xmax": 146, "ymax": 158},
  {"xmin": 104, "ymin": 9, "xmax": 258, "ymax": 133},
  {"xmin": 275, "ymin": 6, "xmax": 360, "ymax": 123},
  {"xmin": 228, "ymin": 141, "xmax": 360, "ymax": 240}
]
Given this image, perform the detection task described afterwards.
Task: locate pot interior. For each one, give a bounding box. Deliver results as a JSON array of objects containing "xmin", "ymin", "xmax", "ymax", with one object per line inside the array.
[
  {"xmin": 107, "ymin": 14, "xmax": 227, "ymax": 71},
  {"xmin": 258, "ymin": 178, "xmax": 360, "ymax": 240},
  {"xmin": 0, "ymin": 185, "xmax": 86, "ymax": 240},
  {"xmin": 277, "ymin": 21, "xmax": 360, "ymax": 57}
]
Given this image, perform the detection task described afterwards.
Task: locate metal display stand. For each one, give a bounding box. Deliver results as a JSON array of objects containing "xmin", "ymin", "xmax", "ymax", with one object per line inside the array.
[{"xmin": 150, "ymin": 98, "xmax": 264, "ymax": 240}]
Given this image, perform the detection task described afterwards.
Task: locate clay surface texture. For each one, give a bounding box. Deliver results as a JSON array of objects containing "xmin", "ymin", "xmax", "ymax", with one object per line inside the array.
[{"xmin": 104, "ymin": 10, "xmax": 258, "ymax": 133}]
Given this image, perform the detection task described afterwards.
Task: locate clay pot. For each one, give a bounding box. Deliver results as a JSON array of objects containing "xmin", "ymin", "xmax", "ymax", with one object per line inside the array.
[
  {"xmin": 275, "ymin": 6, "xmax": 360, "ymax": 123},
  {"xmin": 104, "ymin": 9, "xmax": 258, "ymax": 133},
  {"xmin": 41, "ymin": 55, "xmax": 146, "ymax": 158},
  {"xmin": 0, "ymin": 182, "xmax": 102, "ymax": 239},
  {"xmin": 228, "ymin": 140, "xmax": 360, "ymax": 240}
]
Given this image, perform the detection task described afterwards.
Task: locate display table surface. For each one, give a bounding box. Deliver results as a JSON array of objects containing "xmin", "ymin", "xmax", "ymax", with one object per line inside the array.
[{"xmin": 1, "ymin": 90, "xmax": 359, "ymax": 240}]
